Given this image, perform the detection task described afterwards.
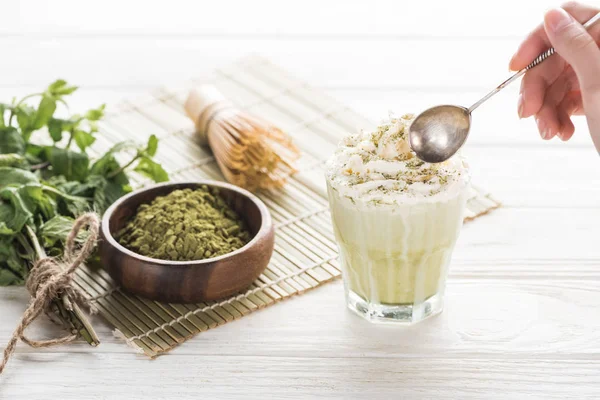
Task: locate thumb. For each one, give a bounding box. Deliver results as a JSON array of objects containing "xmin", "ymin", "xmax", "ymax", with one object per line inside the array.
[{"xmin": 544, "ymin": 8, "xmax": 600, "ymax": 92}]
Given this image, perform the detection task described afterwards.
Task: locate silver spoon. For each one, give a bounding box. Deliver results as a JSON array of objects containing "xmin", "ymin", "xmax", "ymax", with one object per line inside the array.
[{"xmin": 408, "ymin": 12, "xmax": 600, "ymax": 163}]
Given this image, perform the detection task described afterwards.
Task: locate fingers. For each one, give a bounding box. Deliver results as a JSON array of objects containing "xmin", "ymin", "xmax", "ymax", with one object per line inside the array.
[
  {"xmin": 556, "ymin": 76, "xmax": 582, "ymax": 141},
  {"xmin": 510, "ymin": 25, "xmax": 552, "ymax": 71},
  {"xmin": 535, "ymin": 105, "xmax": 560, "ymax": 141},
  {"xmin": 509, "ymin": 2, "xmax": 600, "ymax": 71},
  {"xmin": 535, "ymin": 71, "xmax": 573, "ymax": 139},
  {"xmin": 542, "ymin": 85, "xmax": 584, "ymax": 141},
  {"xmin": 518, "ymin": 54, "xmax": 566, "ymax": 118},
  {"xmin": 557, "ymin": 109, "xmax": 576, "ymax": 141},
  {"xmin": 555, "ymin": 89, "xmax": 578, "ymax": 141},
  {"xmin": 544, "ymin": 8, "xmax": 600, "ymax": 93},
  {"xmin": 558, "ymin": 89, "xmax": 584, "ymax": 116},
  {"xmin": 583, "ymin": 91, "xmax": 600, "ymax": 153},
  {"xmin": 510, "ymin": 3, "xmax": 600, "ymax": 145},
  {"xmin": 534, "ymin": 79, "xmax": 583, "ymax": 141},
  {"xmin": 545, "ymin": 7, "xmax": 600, "ymax": 151}
]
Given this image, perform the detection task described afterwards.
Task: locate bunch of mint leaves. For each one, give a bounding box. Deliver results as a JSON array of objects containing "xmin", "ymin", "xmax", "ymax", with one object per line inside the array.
[{"xmin": 0, "ymin": 80, "xmax": 168, "ymax": 286}]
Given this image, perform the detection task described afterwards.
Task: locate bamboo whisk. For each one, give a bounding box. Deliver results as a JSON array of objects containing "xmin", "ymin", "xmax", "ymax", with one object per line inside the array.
[{"xmin": 185, "ymin": 85, "xmax": 299, "ymax": 191}]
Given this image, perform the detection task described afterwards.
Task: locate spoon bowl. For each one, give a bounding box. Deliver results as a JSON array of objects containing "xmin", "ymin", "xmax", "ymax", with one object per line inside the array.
[
  {"xmin": 408, "ymin": 105, "xmax": 471, "ymax": 164},
  {"xmin": 408, "ymin": 13, "xmax": 600, "ymax": 164}
]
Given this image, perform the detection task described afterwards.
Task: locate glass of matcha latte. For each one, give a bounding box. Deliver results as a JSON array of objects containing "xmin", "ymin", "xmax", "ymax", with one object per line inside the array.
[{"xmin": 325, "ymin": 113, "xmax": 470, "ymax": 324}]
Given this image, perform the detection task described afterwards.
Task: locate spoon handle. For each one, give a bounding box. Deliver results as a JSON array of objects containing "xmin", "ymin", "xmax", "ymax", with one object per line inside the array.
[
  {"xmin": 524, "ymin": 12, "xmax": 600, "ymax": 70},
  {"xmin": 468, "ymin": 11, "xmax": 600, "ymax": 113}
]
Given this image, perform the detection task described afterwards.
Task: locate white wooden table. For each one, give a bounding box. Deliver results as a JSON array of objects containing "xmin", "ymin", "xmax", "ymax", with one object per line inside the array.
[{"xmin": 2, "ymin": 1, "xmax": 600, "ymax": 398}]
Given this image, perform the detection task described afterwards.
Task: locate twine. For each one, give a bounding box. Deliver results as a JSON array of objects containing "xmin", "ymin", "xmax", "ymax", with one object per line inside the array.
[{"xmin": 0, "ymin": 213, "xmax": 100, "ymax": 374}]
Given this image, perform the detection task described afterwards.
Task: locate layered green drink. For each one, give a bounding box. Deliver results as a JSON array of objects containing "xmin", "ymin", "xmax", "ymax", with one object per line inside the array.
[{"xmin": 325, "ymin": 114, "xmax": 470, "ymax": 324}]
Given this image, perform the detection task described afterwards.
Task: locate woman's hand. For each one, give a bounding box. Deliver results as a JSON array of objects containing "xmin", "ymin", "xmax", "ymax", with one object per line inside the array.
[{"xmin": 509, "ymin": 2, "xmax": 600, "ymax": 153}]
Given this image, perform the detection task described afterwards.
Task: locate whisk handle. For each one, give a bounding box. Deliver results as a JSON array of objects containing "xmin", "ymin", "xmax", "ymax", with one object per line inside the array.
[{"xmin": 185, "ymin": 85, "xmax": 230, "ymax": 145}]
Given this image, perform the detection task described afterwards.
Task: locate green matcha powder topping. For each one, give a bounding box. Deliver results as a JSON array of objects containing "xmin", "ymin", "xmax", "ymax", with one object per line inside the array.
[{"xmin": 118, "ymin": 186, "xmax": 251, "ymax": 261}]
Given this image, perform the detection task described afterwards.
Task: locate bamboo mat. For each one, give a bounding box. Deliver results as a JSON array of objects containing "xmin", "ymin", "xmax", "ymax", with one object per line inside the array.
[{"xmin": 75, "ymin": 55, "xmax": 501, "ymax": 357}]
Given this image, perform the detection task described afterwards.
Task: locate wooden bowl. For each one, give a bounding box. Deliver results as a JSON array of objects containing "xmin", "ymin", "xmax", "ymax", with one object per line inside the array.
[{"xmin": 99, "ymin": 181, "xmax": 274, "ymax": 303}]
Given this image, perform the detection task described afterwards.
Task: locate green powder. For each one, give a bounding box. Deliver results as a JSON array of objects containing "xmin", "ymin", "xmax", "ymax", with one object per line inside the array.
[{"xmin": 118, "ymin": 186, "xmax": 251, "ymax": 261}]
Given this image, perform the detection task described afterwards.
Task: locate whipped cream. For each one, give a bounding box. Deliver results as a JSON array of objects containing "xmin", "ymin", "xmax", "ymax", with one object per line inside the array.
[{"xmin": 325, "ymin": 113, "xmax": 469, "ymax": 206}]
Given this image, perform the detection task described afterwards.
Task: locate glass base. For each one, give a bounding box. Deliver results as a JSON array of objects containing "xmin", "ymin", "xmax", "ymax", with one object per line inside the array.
[{"xmin": 346, "ymin": 290, "xmax": 443, "ymax": 325}]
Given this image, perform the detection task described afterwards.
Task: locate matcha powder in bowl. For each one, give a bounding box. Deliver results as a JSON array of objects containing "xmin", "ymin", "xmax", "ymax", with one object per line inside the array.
[{"xmin": 117, "ymin": 186, "xmax": 251, "ymax": 261}]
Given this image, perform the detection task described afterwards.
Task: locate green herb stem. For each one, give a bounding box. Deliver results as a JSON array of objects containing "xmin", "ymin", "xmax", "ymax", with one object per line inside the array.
[
  {"xmin": 8, "ymin": 93, "xmax": 43, "ymax": 126},
  {"xmin": 65, "ymin": 118, "xmax": 83, "ymax": 149},
  {"xmin": 42, "ymin": 185, "xmax": 92, "ymax": 202},
  {"xmin": 66, "ymin": 132, "xmax": 74, "ymax": 149},
  {"xmin": 25, "ymin": 225, "xmax": 46, "ymax": 259},
  {"xmin": 24, "ymin": 225, "xmax": 99, "ymax": 347},
  {"xmin": 107, "ymin": 151, "xmax": 141, "ymax": 179},
  {"xmin": 30, "ymin": 161, "xmax": 50, "ymax": 171},
  {"xmin": 15, "ymin": 232, "xmax": 36, "ymax": 262}
]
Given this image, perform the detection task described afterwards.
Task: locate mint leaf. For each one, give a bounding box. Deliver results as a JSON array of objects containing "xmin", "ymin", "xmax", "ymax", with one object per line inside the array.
[
  {"xmin": 47, "ymin": 147, "xmax": 89, "ymax": 182},
  {"xmin": 0, "ymin": 168, "xmax": 48, "ymax": 232},
  {"xmin": 0, "ymin": 104, "xmax": 6, "ymax": 129},
  {"xmin": 84, "ymin": 104, "xmax": 105, "ymax": 121},
  {"xmin": 40, "ymin": 215, "xmax": 76, "ymax": 248},
  {"xmin": 33, "ymin": 95, "xmax": 57, "ymax": 130},
  {"xmin": 134, "ymin": 156, "xmax": 169, "ymax": 183},
  {"xmin": 73, "ymin": 130, "xmax": 96, "ymax": 151},
  {"xmin": 0, "ymin": 187, "xmax": 34, "ymax": 232},
  {"xmin": 97, "ymin": 179, "xmax": 127, "ymax": 213},
  {"xmin": 41, "ymin": 182, "xmax": 89, "ymax": 218},
  {"xmin": 55, "ymin": 86, "xmax": 78, "ymax": 96},
  {"xmin": 0, "ymin": 222, "xmax": 14, "ymax": 236},
  {"xmin": 89, "ymin": 140, "xmax": 138, "ymax": 185},
  {"xmin": 48, "ymin": 118, "xmax": 78, "ymax": 143},
  {"xmin": 0, "ymin": 166, "xmax": 39, "ymax": 187},
  {"xmin": 0, "ymin": 203, "xmax": 15, "ymax": 228},
  {"xmin": 35, "ymin": 190, "xmax": 57, "ymax": 220},
  {"xmin": 17, "ymin": 183, "xmax": 44, "ymax": 219},
  {"xmin": 0, "ymin": 154, "xmax": 25, "ymax": 167},
  {"xmin": 26, "ymin": 143, "xmax": 45, "ymax": 156},
  {"xmin": 0, "ymin": 235, "xmax": 27, "ymax": 285},
  {"xmin": 108, "ymin": 141, "xmax": 137, "ymax": 154},
  {"xmin": 48, "ymin": 79, "xmax": 77, "ymax": 96},
  {"xmin": 85, "ymin": 175, "xmax": 128, "ymax": 214},
  {"xmin": 90, "ymin": 154, "xmax": 130, "ymax": 186},
  {"xmin": 0, "ymin": 265, "xmax": 24, "ymax": 286},
  {"xmin": 47, "ymin": 118, "xmax": 64, "ymax": 142},
  {"xmin": 90, "ymin": 153, "xmax": 119, "ymax": 176},
  {"xmin": 146, "ymin": 134, "xmax": 158, "ymax": 157},
  {"xmin": 15, "ymin": 104, "xmax": 35, "ymax": 140},
  {"xmin": 0, "ymin": 127, "xmax": 25, "ymax": 155},
  {"xmin": 24, "ymin": 143, "xmax": 45, "ymax": 165},
  {"xmin": 48, "ymin": 79, "xmax": 67, "ymax": 92}
]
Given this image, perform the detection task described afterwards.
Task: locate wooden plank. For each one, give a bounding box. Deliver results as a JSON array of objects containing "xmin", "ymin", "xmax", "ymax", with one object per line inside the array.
[
  {"xmin": 5, "ymin": 273, "xmax": 600, "ymax": 358},
  {"xmin": 1, "ymin": 354, "xmax": 600, "ymax": 399}
]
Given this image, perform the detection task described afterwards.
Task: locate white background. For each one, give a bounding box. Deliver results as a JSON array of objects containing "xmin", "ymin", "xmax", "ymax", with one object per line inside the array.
[{"xmin": 2, "ymin": 1, "xmax": 600, "ymax": 399}]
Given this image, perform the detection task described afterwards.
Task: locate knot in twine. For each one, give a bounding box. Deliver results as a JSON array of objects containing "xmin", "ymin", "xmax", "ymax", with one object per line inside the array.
[{"xmin": 0, "ymin": 212, "xmax": 100, "ymax": 374}]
